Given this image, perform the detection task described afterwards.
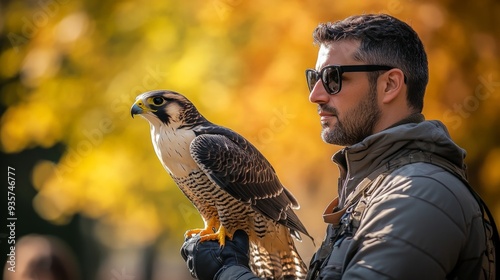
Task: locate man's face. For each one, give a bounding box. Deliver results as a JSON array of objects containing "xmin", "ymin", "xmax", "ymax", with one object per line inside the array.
[{"xmin": 309, "ymin": 40, "xmax": 381, "ymax": 146}]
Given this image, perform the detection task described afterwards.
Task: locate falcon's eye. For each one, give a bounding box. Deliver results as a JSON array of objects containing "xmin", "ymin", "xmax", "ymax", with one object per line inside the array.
[{"xmin": 152, "ymin": 97, "xmax": 164, "ymax": 105}]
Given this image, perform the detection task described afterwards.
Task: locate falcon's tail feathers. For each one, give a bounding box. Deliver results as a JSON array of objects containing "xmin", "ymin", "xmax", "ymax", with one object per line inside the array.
[{"xmin": 249, "ymin": 224, "xmax": 307, "ymax": 280}]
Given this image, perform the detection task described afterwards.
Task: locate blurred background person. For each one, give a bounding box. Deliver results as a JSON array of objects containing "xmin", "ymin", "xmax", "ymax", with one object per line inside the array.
[{"xmin": 3, "ymin": 234, "xmax": 81, "ymax": 280}]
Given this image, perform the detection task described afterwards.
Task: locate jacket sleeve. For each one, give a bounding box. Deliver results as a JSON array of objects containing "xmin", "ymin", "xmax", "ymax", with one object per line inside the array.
[
  {"xmin": 335, "ymin": 166, "xmax": 483, "ymax": 279},
  {"xmin": 216, "ymin": 265, "xmax": 261, "ymax": 280}
]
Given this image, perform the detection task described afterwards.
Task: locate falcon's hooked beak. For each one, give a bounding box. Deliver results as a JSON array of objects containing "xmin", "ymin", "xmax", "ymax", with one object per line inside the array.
[{"xmin": 131, "ymin": 99, "xmax": 153, "ymax": 118}]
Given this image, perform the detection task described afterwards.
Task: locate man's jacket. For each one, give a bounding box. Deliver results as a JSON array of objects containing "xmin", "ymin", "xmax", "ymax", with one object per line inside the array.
[
  {"xmin": 310, "ymin": 114, "xmax": 488, "ymax": 279},
  {"xmin": 217, "ymin": 115, "xmax": 489, "ymax": 279}
]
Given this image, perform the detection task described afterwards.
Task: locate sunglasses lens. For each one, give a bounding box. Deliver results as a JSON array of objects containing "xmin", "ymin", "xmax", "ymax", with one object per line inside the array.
[
  {"xmin": 323, "ymin": 67, "xmax": 340, "ymax": 94},
  {"xmin": 306, "ymin": 70, "xmax": 319, "ymax": 92}
]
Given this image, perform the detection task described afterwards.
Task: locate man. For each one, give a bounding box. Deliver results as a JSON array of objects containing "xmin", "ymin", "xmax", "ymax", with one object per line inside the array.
[{"xmin": 181, "ymin": 14, "xmax": 493, "ymax": 279}]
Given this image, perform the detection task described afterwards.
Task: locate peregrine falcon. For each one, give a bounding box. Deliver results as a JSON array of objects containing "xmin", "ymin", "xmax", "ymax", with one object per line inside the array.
[{"xmin": 131, "ymin": 90, "xmax": 312, "ymax": 279}]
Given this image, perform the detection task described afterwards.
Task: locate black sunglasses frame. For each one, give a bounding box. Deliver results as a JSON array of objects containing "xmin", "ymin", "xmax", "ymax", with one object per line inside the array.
[{"xmin": 305, "ymin": 65, "xmax": 396, "ymax": 95}]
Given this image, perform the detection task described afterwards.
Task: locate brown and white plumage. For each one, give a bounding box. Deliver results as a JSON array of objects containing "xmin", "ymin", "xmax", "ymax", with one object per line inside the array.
[{"xmin": 131, "ymin": 90, "xmax": 312, "ymax": 279}]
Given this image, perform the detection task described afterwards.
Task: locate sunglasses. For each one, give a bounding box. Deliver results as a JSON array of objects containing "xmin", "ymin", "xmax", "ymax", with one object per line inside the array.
[{"xmin": 305, "ymin": 65, "xmax": 395, "ymax": 95}]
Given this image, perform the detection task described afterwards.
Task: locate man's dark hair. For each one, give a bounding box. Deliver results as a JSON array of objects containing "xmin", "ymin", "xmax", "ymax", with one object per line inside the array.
[{"xmin": 313, "ymin": 14, "xmax": 428, "ymax": 112}]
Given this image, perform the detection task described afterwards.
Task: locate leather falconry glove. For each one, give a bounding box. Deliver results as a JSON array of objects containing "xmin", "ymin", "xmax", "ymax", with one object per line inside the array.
[{"xmin": 180, "ymin": 230, "xmax": 250, "ymax": 280}]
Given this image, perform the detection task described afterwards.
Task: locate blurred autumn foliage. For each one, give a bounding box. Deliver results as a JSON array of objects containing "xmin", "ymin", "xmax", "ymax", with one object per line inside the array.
[{"xmin": 1, "ymin": 0, "xmax": 500, "ymax": 279}]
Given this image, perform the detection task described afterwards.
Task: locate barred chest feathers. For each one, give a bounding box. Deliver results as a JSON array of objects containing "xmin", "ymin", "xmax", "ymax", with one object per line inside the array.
[{"xmin": 150, "ymin": 124, "xmax": 198, "ymax": 177}]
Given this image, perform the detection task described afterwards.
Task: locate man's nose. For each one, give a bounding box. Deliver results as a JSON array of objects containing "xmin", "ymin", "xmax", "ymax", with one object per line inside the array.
[{"xmin": 309, "ymin": 80, "xmax": 329, "ymax": 104}]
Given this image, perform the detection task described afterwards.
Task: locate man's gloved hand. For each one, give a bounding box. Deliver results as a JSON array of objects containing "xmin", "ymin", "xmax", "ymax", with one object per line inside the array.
[{"xmin": 180, "ymin": 230, "xmax": 250, "ymax": 280}]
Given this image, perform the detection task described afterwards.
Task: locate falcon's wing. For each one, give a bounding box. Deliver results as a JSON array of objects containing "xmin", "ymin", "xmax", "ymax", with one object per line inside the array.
[{"xmin": 190, "ymin": 127, "xmax": 311, "ymax": 240}]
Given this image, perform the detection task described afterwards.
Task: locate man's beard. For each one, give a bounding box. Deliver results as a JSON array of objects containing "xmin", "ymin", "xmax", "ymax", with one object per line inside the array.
[{"xmin": 320, "ymin": 85, "xmax": 381, "ymax": 146}]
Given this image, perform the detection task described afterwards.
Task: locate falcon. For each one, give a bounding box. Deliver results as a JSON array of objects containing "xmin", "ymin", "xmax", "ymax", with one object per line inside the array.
[{"xmin": 131, "ymin": 90, "xmax": 312, "ymax": 279}]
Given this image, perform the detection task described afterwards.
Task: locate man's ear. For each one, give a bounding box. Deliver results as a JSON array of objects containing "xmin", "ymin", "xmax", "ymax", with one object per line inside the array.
[{"xmin": 379, "ymin": 69, "xmax": 406, "ymax": 104}]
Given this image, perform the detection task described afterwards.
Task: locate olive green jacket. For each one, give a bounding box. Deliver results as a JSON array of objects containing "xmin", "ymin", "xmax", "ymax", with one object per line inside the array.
[{"xmin": 318, "ymin": 114, "xmax": 487, "ymax": 279}]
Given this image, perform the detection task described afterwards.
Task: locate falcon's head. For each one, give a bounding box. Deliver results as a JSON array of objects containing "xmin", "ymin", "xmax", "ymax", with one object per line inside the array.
[{"xmin": 130, "ymin": 90, "xmax": 207, "ymax": 128}]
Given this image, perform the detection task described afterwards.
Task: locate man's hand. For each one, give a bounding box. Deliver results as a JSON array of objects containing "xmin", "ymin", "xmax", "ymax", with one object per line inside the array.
[{"xmin": 180, "ymin": 230, "xmax": 250, "ymax": 280}]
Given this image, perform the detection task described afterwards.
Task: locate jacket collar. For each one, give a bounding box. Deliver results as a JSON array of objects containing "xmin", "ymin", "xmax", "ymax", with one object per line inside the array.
[
  {"xmin": 332, "ymin": 113, "xmax": 425, "ymax": 179},
  {"xmin": 331, "ymin": 113, "xmax": 466, "ymax": 205}
]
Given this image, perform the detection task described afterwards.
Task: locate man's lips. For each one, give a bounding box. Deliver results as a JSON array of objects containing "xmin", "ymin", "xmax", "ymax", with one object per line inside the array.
[
  {"xmin": 317, "ymin": 105, "xmax": 338, "ymax": 122},
  {"xmin": 319, "ymin": 111, "xmax": 336, "ymax": 122}
]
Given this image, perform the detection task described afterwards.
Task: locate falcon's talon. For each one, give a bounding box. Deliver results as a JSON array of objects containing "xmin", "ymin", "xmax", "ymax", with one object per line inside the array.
[
  {"xmin": 199, "ymin": 225, "xmax": 227, "ymax": 247},
  {"xmin": 185, "ymin": 228, "xmax": 214, "ymax": 237},
  {"xmin": 185, "ymin": 217, "xmax": 220, "ymax": 238}
]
